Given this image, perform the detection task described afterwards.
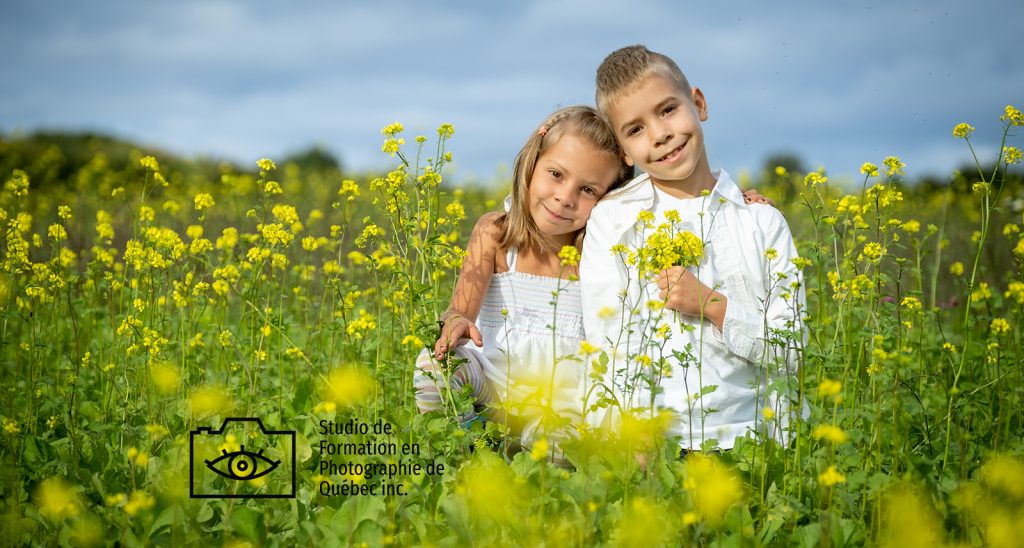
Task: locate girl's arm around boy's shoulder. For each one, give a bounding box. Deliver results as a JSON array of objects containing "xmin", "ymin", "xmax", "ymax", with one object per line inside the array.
[{"xmin": 433, "ymin": 211, "xmax": 503, "ymax": 358}]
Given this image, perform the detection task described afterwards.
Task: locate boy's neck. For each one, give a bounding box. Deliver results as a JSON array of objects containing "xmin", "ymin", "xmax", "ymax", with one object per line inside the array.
[{"xmin": 649, "ymin": 165, "xmax": 717, "ymax": 200}]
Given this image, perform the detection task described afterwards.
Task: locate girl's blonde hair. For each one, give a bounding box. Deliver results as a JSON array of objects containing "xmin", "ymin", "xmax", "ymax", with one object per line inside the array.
[{"xmin": 498, "ymin": 105, "xmax": 632, "ymax": 253}]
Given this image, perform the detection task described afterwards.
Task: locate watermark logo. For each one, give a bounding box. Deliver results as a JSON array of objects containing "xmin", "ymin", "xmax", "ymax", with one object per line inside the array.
[{"xmin": 189, "ymin": 417, "xmax": 296, "ymax": 499}]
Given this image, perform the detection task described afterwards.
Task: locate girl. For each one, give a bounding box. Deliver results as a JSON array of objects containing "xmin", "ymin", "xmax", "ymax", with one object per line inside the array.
[{"xmin": 414, "ymin": 105, "xmax": 630, "ymax": 453}]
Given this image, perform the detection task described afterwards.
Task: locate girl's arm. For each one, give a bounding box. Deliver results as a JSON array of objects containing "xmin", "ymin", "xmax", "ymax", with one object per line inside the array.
[{"xmin": 434, "ymin": 211, "xmax": 503, "ymax": 359}]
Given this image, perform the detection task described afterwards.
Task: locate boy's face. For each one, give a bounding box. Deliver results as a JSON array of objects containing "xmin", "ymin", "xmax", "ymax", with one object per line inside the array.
[{"xmin": 605, "ymin": 75, "xmax": 709, "ymax": 186}]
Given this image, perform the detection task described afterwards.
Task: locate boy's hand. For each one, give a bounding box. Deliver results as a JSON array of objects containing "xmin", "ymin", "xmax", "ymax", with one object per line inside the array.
[
  {"xmin": 656, "ymin": 267, "xmax": 727, "ymax": 330},
  {"xmin": 742, "ymin": 188, "xmax": 774, "ymax": 205},
  {"xmin": 434, "ymin": 315, "xmax": 483, "ymax": 359}
]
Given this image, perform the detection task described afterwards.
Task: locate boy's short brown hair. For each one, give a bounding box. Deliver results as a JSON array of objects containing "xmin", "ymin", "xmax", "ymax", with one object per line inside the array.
[{"xmin": 595, "ymin": 44, "xmax": 692, "ymax": 119}]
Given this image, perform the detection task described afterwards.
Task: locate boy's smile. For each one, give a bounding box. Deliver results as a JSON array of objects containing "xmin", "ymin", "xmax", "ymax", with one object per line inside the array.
[{"xmin": 607, "ymin": 75, "xmax": 714, "ymax": 193}]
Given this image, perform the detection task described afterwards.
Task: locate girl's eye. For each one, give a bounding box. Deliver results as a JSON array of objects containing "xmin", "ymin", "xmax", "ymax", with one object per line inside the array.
[
  {"xmin": 626, "ymin": 126, "xmax": 641, "ymax": 137},
  {"xmin": 548, "ymin": 169, "xmax": 562, "ymax": 180},
  {"xmin": 582, "ymin": 186, "xmax": 597, "ymax": 195}
]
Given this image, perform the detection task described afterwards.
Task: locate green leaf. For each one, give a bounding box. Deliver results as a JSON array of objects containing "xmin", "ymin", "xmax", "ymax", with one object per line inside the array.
[{"xmin": 230, "ymin": 506, "xmax": 265, "ymax": 542}]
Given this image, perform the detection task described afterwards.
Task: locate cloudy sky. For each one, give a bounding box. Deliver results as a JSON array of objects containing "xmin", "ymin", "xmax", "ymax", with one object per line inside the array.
[{"xmin": 2, "ymin": 1, "xmax": 1022, "ymax": 184}]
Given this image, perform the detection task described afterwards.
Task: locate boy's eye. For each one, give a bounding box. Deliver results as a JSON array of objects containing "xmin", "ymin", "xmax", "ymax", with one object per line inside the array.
[
  {"xmin": 625, "ymin": 126, "xmax": 641, "ymax": 137},
  {"xmin": 662, "ymin": 105, "xmax": 677, "ymax": 116},
  {"xmin": 582, "ymin": 186, "xmax": 596, "ymax": 195}
]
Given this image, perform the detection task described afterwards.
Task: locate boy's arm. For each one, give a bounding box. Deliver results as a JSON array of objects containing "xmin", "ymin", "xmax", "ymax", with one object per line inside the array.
[
  {"xmin": 434, "ymin": 212, "xmax": 501, "ymax": 358},
  {"xmin": 715, "ymin": 207, "xmax": 805, "ymax": 371},
  {"xmin": 579, "ymin": 208, "xmax": 631, "ymax": 428}
]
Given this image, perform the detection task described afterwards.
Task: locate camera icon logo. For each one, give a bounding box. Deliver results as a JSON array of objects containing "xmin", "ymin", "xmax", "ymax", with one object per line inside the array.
[{"xmin": 189, "ymin": 417, "xmax": 296, "ymax": 499}]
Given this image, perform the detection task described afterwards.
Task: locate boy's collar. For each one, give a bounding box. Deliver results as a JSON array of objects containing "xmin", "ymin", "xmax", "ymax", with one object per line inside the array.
[{"xmin": 610, "ymin": 170, "xmax": 747, "ymax": 207}]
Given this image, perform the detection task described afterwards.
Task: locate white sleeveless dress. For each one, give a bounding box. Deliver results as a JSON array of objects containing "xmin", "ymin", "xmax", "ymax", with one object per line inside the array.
[{"xmin": 474, "ymin": 247, "xmax": 586, "ymax": 441}]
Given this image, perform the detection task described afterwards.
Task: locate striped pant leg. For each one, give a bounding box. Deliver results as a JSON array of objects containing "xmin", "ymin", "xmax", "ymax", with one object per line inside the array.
[{"xmin": 413, "ymin": 346, "xmax": 495, "ymax": 419}]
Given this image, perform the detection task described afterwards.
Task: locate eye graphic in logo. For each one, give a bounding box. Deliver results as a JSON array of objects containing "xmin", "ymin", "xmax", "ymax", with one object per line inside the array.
[
  {"xmin": 189, "ymin": 417, "xmax": 296, "ymax": 499},
  {"xmin": 205, "ymin": 444, "xmax": 280, "ymax": 481}
]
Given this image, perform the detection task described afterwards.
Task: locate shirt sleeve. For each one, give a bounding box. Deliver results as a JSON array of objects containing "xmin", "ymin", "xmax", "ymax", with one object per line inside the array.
[
  {"xmin": 579, "ymin": 204, "xmax": 634, "ymax": 430},
  {"xmin": 713, "ymin": 206, "xmax": 806, "ymax": 373}
]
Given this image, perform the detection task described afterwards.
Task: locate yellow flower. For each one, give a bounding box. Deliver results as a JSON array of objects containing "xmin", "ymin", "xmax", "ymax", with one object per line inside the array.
[
  {"xmin": 558, "ymin": 245, "xmax": 580, "ymax": 267},
  {"xmin": 530, "ymin": 438, "xmax": 549, "ymax": 461},
  {"xmin": 990, "ymin": 318, "xmax": 1010, "ymax": 335},
  {"xmin": 883, "ymin": 156, "xmax": 905, "ymax": 177},
  {"xmin": 818, "ymin": 465, "xmax": 846, "ymax": 487},
  {"xmin": 194, "ymin": 193, "xmax": 215, "ymax": 210},
  {"xmin": 1004, "ymin": 281, "xmax": 1024, "ymax": 304},
  {"xmin": 636, "ymin": 210, "xmax": 656, "ymax": 227},
  {"xmin": 901, "ymin": 296, "xmax": 922, "ymax": 311},
  {"xmin": 949, "ymin": 261, "xmax": 964, "ymax": 276},
  {"xmin": 189, "ymin": 385, "xmax": 234, "ymax": 418},
  {"xmin": 597, "ymin": 306, "xmax": 615, "ymax": 320},
  {"xmin": 804, "ymin": 171, "xmax": 828, "ymax": 187},
  {"xmin": 139, "ymin": 156, "xmax": 160, "ymax": 172},
  {"xmin": 943, "ymin": 343, "xmax": 957, "ymax": 353},
  {"xmin": 35, "ymin": 477, "xmax": 83, "ymax": 520},
  {"xmin": 322, "ymin": 366, "xmax": 374, "ymax": 408},
  {"xmin": 683, "ymin": 453, "xmax": 744, "ymax": 526},
  {"xmin": 257, "ymin": 158, "xmax": 276, "ymax": 172},
  {"xmin": 817, "ymin": 379, "xmax": 842, "ymax": 399},
  {"xmin": 1001, "ymin": 104, "xmax": 1024, "ymax": 127},
  {"xmin": 952, "ymin": 122, "xmax": 975, "ymax": 139},
  {"xmin": 3, "ymin": 417, "xmax": 20, "ymax": 434},
  {"xmin": 774, "ymin": 166, "xmax": 787, "ymax": 176},
  {"xmin": 762, "ymin": 406, "xmax": 775, "ymax": 421},
  {"xmin": 123, "ymin": 490, "xmax": 155, "ymax": 516},
  {"xmin": 1004, "ymin": 146, "xmax": 1023, "ymax": 165},
  {"xmin": 860, "ymin": 162, "xmax": 879, "ymax": 177},
  {"xmin": 902, "ymin": 220, "xmax": 920, "ymax": 233},
  {"xmin": 862, "ymin": 242, "xmax": 884, "ymax": 261},
  {"xmin": 150, "ymin": 363, "xmax": 180, "ymax": 394},
  {"xmin": 579, "ymin": 340, "xmax": 598, "ymax": 355},
  {"xmin": 437, "ymin": 123, "xmax": 455, "ymax": 138},
  {"xmin": 812, "ymin": 424, "xmax": 849, "ymax": 444},
  {"xmin": 764, "ymin": 248, "xmax": 778, "ymax": 260}
]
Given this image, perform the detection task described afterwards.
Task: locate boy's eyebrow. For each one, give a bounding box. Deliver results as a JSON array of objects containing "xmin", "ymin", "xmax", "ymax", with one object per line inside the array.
[{"xmin": 615, "ymin": 96, "xmax": 677, "ymax": 134}]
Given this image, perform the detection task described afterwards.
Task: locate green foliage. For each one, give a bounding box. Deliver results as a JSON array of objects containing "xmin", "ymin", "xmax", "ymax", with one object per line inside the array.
[{"xmin": 1, "ymin": 109, "xmax": 1024, "ymax": 546}]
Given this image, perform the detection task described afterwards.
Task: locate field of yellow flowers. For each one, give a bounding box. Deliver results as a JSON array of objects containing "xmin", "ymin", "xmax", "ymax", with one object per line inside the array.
[{"xmin": 1, "ymin": 108, "xmax": 1023, "ymax": 546}]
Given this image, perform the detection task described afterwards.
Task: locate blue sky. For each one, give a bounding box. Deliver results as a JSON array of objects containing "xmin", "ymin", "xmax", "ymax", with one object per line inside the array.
[{"xmin": 2, "ymin": 1, "xmax": 1022, "ymax": 184}]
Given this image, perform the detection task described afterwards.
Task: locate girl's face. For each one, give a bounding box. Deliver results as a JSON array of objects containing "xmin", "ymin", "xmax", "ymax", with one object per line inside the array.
[{"xmin": 528, "ymin": 133, "xmax": 621, "ymax": 245}]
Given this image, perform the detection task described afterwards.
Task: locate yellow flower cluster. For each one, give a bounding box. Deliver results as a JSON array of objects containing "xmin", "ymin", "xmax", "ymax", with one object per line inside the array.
[
  {"xmin": 819, "ymin": 465, "xmax": 846, "ymax": 487},
  {"xmin": 953, "ymin": 122, "xmax": 975, "ymax": 139},
  {"xmin": 812, "ymin": 424, "xmax": 849, "ymax": 444},
  {"xmin": 558, "ymin": 245, "xmax": 580, "ymax": 267},
  {"xmin": 1001, "ymin": 104, "xmax": 1024, "ymax": 126},
  {"xmin": 634, "ymin": 215, "xmax": 704, "ymax": 276}
]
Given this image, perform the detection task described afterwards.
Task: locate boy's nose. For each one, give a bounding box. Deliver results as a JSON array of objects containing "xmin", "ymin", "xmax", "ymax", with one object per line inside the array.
[{"xmin": 652, "ymin": 121, "xmax": 673, "ymax": 146}]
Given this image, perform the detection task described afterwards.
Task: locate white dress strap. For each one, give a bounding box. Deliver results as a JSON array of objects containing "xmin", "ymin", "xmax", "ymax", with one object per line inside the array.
[{"xmin": 506, "ymin": 247, "xmax": 518, "ymax": 273}]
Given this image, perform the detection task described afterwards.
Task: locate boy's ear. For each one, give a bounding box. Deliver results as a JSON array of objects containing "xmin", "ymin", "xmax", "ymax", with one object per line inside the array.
[
  {"xmin": 622, "ymin": 152, "xmax": 635, "ymax": 167},
  {"xmin": 691, "ymin": 87, "xmax": 709, "ymax": 121}
]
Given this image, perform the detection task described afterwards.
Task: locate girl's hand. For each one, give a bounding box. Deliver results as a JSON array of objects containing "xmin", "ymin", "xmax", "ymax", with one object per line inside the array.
[
  {"xmin": 434, "ymin": 315, "xmax": 483, "ymax": 359},
  {"xmin": 742, "ymin": 188, "xmax": 774, "ymax": 205}
]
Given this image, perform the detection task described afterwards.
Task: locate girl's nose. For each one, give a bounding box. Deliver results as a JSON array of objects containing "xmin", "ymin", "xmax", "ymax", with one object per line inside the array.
[{"xmin": 555, "ymin": 188, "xmax": 574, "ymax": 207}]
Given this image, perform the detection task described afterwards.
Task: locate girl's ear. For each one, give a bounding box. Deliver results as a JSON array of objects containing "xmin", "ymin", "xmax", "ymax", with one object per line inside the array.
[{"xmin": 623, "ymin": 152, "xmax": 635, "ymax": 167}]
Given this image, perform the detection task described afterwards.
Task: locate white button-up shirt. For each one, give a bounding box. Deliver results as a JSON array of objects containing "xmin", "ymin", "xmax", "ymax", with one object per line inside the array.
[{"xmin": 579, "ymin": 170, "xmax": 806, "ymax": 449}]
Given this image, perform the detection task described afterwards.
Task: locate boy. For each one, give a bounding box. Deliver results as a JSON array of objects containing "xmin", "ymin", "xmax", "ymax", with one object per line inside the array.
[{"xmin": 580, "ymin": 45, "xmax": 805, "ymax": 450}]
